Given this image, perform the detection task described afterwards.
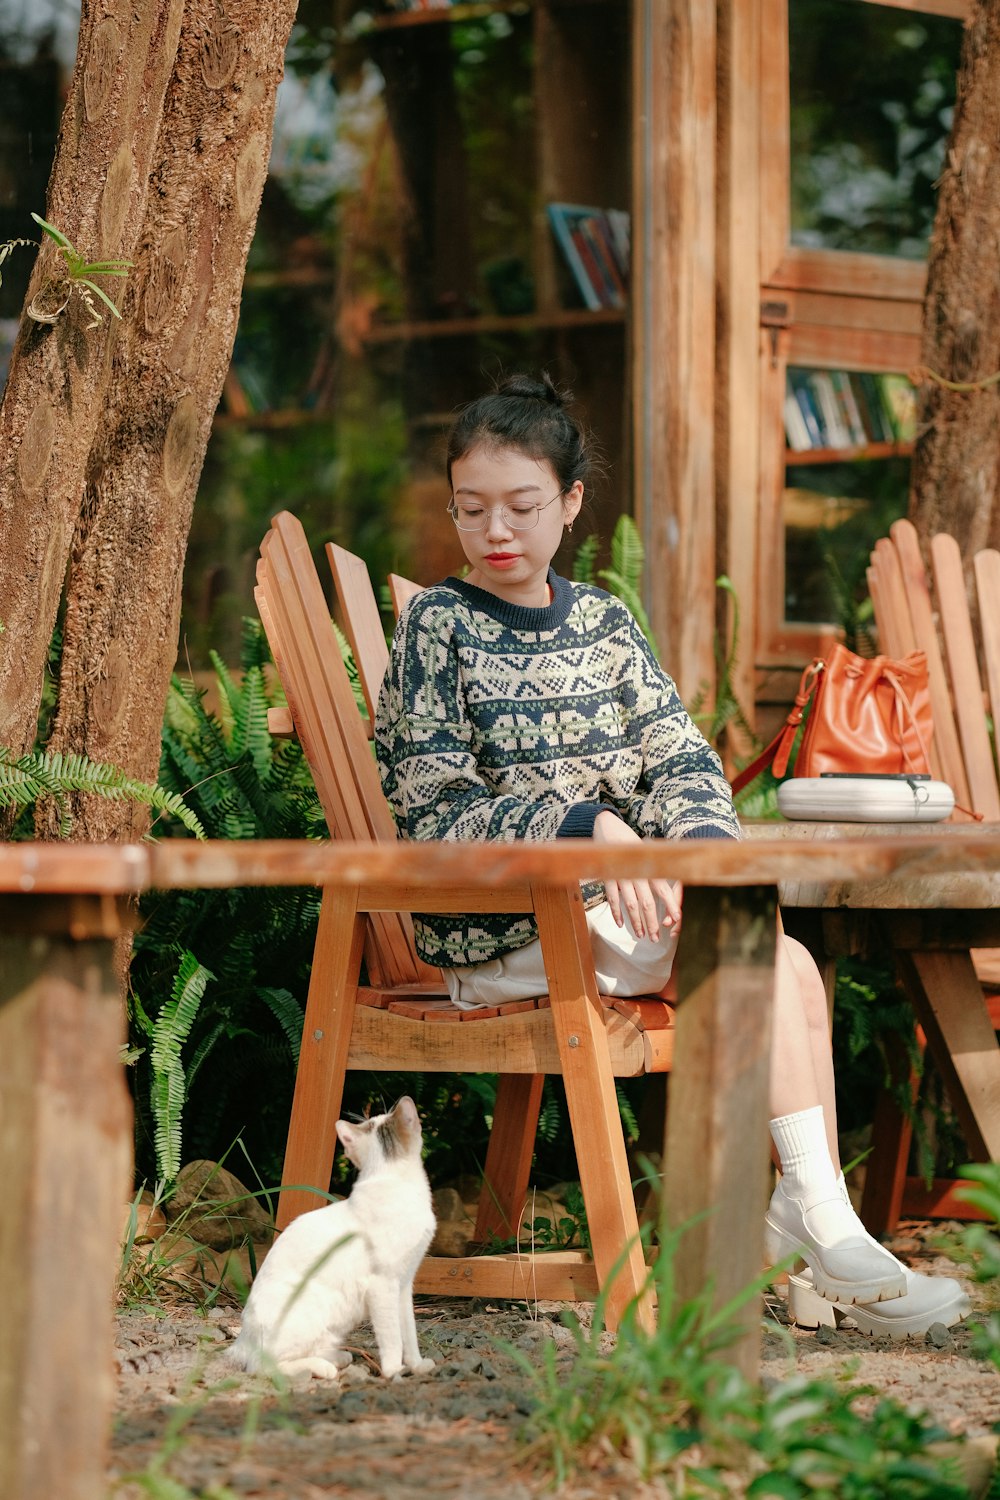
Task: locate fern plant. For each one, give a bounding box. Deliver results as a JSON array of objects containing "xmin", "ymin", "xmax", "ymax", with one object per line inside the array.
[
  {"xmin": 572, "ymin": 514, "xmax": 658, "ymax": 657},
  {"xmin": 0, "ymin": 745, "xmax": 205, "ymax": 839},
  {"xmin": 129, "ymin": 619, "xmax": 324, "ymax": 1184},
  {"xmin": 141, "ymin": 951, "xmax": 216, "ymax": 1183}
]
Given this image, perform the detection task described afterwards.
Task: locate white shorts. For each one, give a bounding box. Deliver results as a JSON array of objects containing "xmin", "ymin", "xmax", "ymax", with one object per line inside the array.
[{"xmin": 442, "ymin": 899, "xmax": 679, "ymax": 1010}]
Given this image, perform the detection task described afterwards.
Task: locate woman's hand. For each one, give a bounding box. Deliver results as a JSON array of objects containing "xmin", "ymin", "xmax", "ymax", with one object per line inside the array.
[{"xmin": 592, "ymin": 811, "xmax": 682, "ymax": 941}]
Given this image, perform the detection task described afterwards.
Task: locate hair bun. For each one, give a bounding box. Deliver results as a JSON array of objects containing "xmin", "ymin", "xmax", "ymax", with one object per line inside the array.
[{"xmin": 498, "ymin": 371, "xmax": 567, "ymax": 407}]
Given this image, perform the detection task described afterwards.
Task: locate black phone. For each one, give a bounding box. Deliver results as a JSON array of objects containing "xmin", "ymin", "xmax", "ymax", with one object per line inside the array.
[{"xmin": 819, "ymin": 772, "xmax": 931, "ymax": 780}]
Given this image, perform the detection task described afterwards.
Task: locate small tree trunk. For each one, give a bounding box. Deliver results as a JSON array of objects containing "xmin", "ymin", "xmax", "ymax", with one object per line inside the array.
[
  {"xmin": 0, "ymin": 0, "xmax": 185, "ymax": 759},
  {"xmin": 909, "ymin": 0, "xmax": 1000, "ymax": 554},
  {"xmin": 45, "ymin": 0, "xmax": 299, "ymax": 839}
]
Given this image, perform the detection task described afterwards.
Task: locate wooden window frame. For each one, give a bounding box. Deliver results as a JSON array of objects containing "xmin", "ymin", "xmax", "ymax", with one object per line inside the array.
[{"xmin": 754, "ymin": 0, "xmax": 968, "ymax": 672}]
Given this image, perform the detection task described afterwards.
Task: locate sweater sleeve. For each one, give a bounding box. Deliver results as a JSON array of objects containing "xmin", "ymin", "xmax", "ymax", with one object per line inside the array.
[
  {"xmin": 375, "ymin": 597, "xmax": 594, "ymax": 844},
  {"xmin": 610, "ymin": 612, "xmax": 742, "ymax": 842}
]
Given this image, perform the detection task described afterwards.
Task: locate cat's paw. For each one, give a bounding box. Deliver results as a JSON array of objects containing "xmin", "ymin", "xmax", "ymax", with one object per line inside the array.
[
  {"xmin": 279, "ymin": 1356, "xmax": 344, "ymax": 1381},
  {"xmin": 409, "ymin": 1357, "xmax": 435, "ymax": 1375},
  {"xmin": 380, "ymin": 1361, "xmax": 404, "ymax": 1380}
]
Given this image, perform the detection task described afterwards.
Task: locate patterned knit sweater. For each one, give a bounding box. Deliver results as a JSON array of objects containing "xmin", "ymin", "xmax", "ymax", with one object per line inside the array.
[{"xmin": 375, "ymin": 570, "xmax": 741, "ymax": 967}]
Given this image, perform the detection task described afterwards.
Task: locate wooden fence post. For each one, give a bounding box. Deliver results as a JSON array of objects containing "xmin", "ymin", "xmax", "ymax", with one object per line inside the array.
[
  {"xmin": 0, "ymin": 895, "xmax": 132, "ymax": 1500},
  {"xmin": 663, "ymin": 884, "xmax": 777, "ymax": 1381}
]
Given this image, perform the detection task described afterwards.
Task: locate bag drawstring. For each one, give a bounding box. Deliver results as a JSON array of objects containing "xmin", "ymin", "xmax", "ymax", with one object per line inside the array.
[{"xmin": 882, "ymin": 666, "xmax": 931, "ymax": 775}]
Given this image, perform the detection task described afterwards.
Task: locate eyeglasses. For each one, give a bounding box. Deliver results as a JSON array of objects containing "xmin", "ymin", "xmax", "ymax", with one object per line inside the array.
[{"xmin": 447, "ymin": 492, "xmax": 564, "ymax": 531}]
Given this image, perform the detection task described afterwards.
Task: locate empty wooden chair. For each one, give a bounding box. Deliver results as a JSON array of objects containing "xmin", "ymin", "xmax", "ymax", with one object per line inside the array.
[
  {"xmin": 256, "ymin": 511, "xmax": 678, "ymax": 1328},
  {"xmin": 864, "ymin": 517, "xmax": 1000, "ymax": 1230}
]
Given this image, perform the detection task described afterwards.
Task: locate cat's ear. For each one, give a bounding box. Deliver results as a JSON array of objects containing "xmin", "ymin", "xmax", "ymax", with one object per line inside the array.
[
  {"xmin": 336, "ymin": 1120, "xmax": 355, "ymax": 1151},
  {"xmin": 392, "ymin": 1096, "xmax": 420, "ymax": 1137}
]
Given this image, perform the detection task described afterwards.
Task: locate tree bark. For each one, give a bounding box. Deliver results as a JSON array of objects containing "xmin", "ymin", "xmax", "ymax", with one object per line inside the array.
[
  {"xmin": 45, "ymin": 0, "xmax": 299, "ymax": 839},
  {"xmin": 0, "ymin": 0, "xmax": 186, "ymax": 758},
  {"xmin": 909, "ymin": 0, "xmax": 1000, "ymax": 556}
]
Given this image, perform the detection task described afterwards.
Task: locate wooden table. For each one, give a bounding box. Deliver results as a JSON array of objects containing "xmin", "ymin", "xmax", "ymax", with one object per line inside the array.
[
  {"xmin": 757, "ymin": 821, "xmax": 1000, "ymax": 1231},
  {"xmin": 4, "ymin": 831, "xmax": 1000, "ymax": 1500}
]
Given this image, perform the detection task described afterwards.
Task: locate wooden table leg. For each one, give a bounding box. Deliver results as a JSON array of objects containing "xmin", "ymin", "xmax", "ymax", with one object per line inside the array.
[
  {"xmin": 0, "ymin": 898, "xmax": 132, "ymax": 1500},
  {"xmin": 663, "ymin": 885, "xmax": 778, "ymax": 1383},
  {"xmin": 896, "ymin": 947, "xmax": 1000, "ymax": 1162}
]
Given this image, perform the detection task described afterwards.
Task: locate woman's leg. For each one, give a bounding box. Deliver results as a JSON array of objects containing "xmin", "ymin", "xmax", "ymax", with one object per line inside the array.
[
  {"xmin": 771, "ymin": 933, "xmax": 839, "ymax": 1169},
  {"xmin": 771, "ymin": 935, "xmax": 970, "ymax": 1334},
  {"xmin": 766, "ymin": 929, "xmax": 908, "ymax": 1302}
]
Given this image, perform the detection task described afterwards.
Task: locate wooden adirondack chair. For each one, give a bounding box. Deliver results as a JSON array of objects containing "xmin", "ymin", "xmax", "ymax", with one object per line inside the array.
[
  {"xmin": 256, "ymin": 510, "xmax": 677, "ymax": 1328},
  {"xmin": 864, "ymin": 517, "xmax": 1000, "ymax": 1229}
]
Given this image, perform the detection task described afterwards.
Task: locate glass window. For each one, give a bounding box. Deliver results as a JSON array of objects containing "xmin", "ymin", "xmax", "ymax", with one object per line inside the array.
[
  {"xmin": 0, "ymin": 1, "xmax": 632, "ymax": 666},
  {"xmin": 186, "ymin": 1, "xmax": 632, "ymax": 663},
  {"xmin": 782, "ymin": 365, "xmax": 915, "ymax": 628},
  {"xmin": 789, "ymin": 0, "xmax": 962, "ymax": 258}
]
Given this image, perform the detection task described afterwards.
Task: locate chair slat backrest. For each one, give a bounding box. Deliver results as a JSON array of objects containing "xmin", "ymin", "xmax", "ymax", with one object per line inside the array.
[
  {"xmin": 974, "ymin": 549, "xmax": 1000, "ymax": 756},
  {"xmin": 891, "ymin": 519, "xmax": 967, "ymax": 796},
  {"xmin": 868, "ymin": 538, "xmax": 916, "ymax": 658},
  {"xmin": 327, "ymin": 543, "xmax": 391, "ymax": 724},
  {"xmin": 256, "ymin": 512, "xmax": 423, "ymax": 987},
  {"xmin": 868, "ymin": 518, "xmax": 998, "ymax": 818},
  {"xmin": 931, "ymin": 533, "xmax": 1000, "ymax": 821},
  {"xmin": 388, "ymin": 572, "xmax": 423, "ymax": 619}
]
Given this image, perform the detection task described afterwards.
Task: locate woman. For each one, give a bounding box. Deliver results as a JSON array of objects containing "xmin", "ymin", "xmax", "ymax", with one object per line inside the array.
[{"xmin": 375, "ymin": 372, "xmax": 967, "ymax": 1336}]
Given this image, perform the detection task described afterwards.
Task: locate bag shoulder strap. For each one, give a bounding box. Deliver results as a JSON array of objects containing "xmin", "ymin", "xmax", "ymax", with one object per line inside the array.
[{"xmin": 730, "ymin": 659, "xmax": 824, "ymax": 795}]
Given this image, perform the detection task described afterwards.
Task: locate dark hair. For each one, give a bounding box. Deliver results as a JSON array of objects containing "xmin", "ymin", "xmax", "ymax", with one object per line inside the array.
[{"xmin": 446, "ymin": 372, "xmax": 592, "ymax": 494}]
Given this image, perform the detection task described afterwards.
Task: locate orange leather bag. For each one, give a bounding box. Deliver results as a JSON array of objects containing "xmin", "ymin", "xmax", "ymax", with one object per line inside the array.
[{"xmin": 731, "ymin": 643, "xmax": 933, "ymax": 794}]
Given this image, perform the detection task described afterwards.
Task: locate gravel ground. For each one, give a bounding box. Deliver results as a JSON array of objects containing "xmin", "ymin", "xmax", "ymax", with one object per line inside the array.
[{"xmin": 107, "ymin": 1222, "xmax": 1000, "ymax": 1499}]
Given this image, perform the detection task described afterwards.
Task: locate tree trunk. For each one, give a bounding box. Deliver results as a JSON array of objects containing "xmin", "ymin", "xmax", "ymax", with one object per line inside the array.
[
  {"xmin": 45, "ymin": 0, "xmax": 299, "ymax": 839},
  {"xmin": 0, "ymin": 0, "xmax": 186, "ymax": 758},
  {"xmin": 909, "ymin": 0, "xmax": 1000, "ymax": 555}
]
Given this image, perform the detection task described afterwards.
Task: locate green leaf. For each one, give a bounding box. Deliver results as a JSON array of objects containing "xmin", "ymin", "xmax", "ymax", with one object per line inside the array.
[
  {"xmin": 30, "ymin": 212, "xmax": 73, "ymax": 251},
  {"xmin": 608, "ymin": 514, "xmax": 645, "ymax": 593},
  {"xmin": 570, "ymin": 533, "xmax": 599, "ymax": 584},
  {"xmin": 78, "ymin": 277, "xmax": 122, "ymax": 318}
]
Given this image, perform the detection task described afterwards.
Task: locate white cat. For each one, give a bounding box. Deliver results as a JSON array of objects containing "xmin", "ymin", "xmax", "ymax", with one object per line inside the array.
[{"xmin": 230, "ymin": 1096, "xmax": 436, "ymax": 1380}]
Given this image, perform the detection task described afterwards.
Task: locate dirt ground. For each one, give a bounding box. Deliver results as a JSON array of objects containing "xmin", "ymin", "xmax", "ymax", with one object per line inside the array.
[{"xmin": 108, "ymin": 1222, "xmax": 1000, "ymax": 1500}]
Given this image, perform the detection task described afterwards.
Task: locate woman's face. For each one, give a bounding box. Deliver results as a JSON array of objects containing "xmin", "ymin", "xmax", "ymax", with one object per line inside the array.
[{"xmin": 449, "ymin": 443, "xmax": 583, "ymax": 607}]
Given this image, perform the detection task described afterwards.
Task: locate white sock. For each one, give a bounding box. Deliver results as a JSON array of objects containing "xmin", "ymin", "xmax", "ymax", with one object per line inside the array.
[
  {"xmin": 770, "ymin": 1106, "xmax": 850, "ymax": 1241},
  {"xmin": 770, "ymin": 1109, "xmax": 899, "ymax": 1257},
  {"xmin": 769, "ymin": 1105, "xmax": 838, "ymax": 1197}
]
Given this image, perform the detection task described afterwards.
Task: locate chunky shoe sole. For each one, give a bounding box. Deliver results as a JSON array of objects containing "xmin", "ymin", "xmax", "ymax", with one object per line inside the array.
[
  {"xmin": 765, "ymin": 1216, "xmax": 907, "ymax": 1305},
  {"xmin": 788, "ymin": 1270, "xmax": 971, "ymax": 1340}
]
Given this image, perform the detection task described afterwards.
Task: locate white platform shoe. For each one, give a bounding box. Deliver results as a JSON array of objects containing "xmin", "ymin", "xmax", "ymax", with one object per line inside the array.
[
  {"xmin": 765, "ymin": 1177, "xmax": 907, "ymax": 1305},
  {"xmin": 787, "ymin": 1264, "xmax": 971, "ymax": 1339}
]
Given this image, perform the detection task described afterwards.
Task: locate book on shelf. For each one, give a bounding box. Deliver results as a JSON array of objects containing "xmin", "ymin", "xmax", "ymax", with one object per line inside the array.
[
  {"xmin": 784, "ymin": 367, "xmax": 916, "ymax": 454},
  {"xmin": 547, "ymin": 203, "xmax": 630, "ymax": 312},
  {"xmin": 783, "ymin": 392, "xmax": 813, "ymax": 452},
  {"xmin": 786, "ymin": 369, "xmax": 824, "ymax": 448},
  {"xmin": 853, "ymin": 372, "xmax": 893, "ymax": 444},
  {"xmin": 829, "ymin": 370, "xmax": 868, "ymax": 447},
  {"xmin": 806, "ymin": 371, "xmax": 853, "ymax": 449}
]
